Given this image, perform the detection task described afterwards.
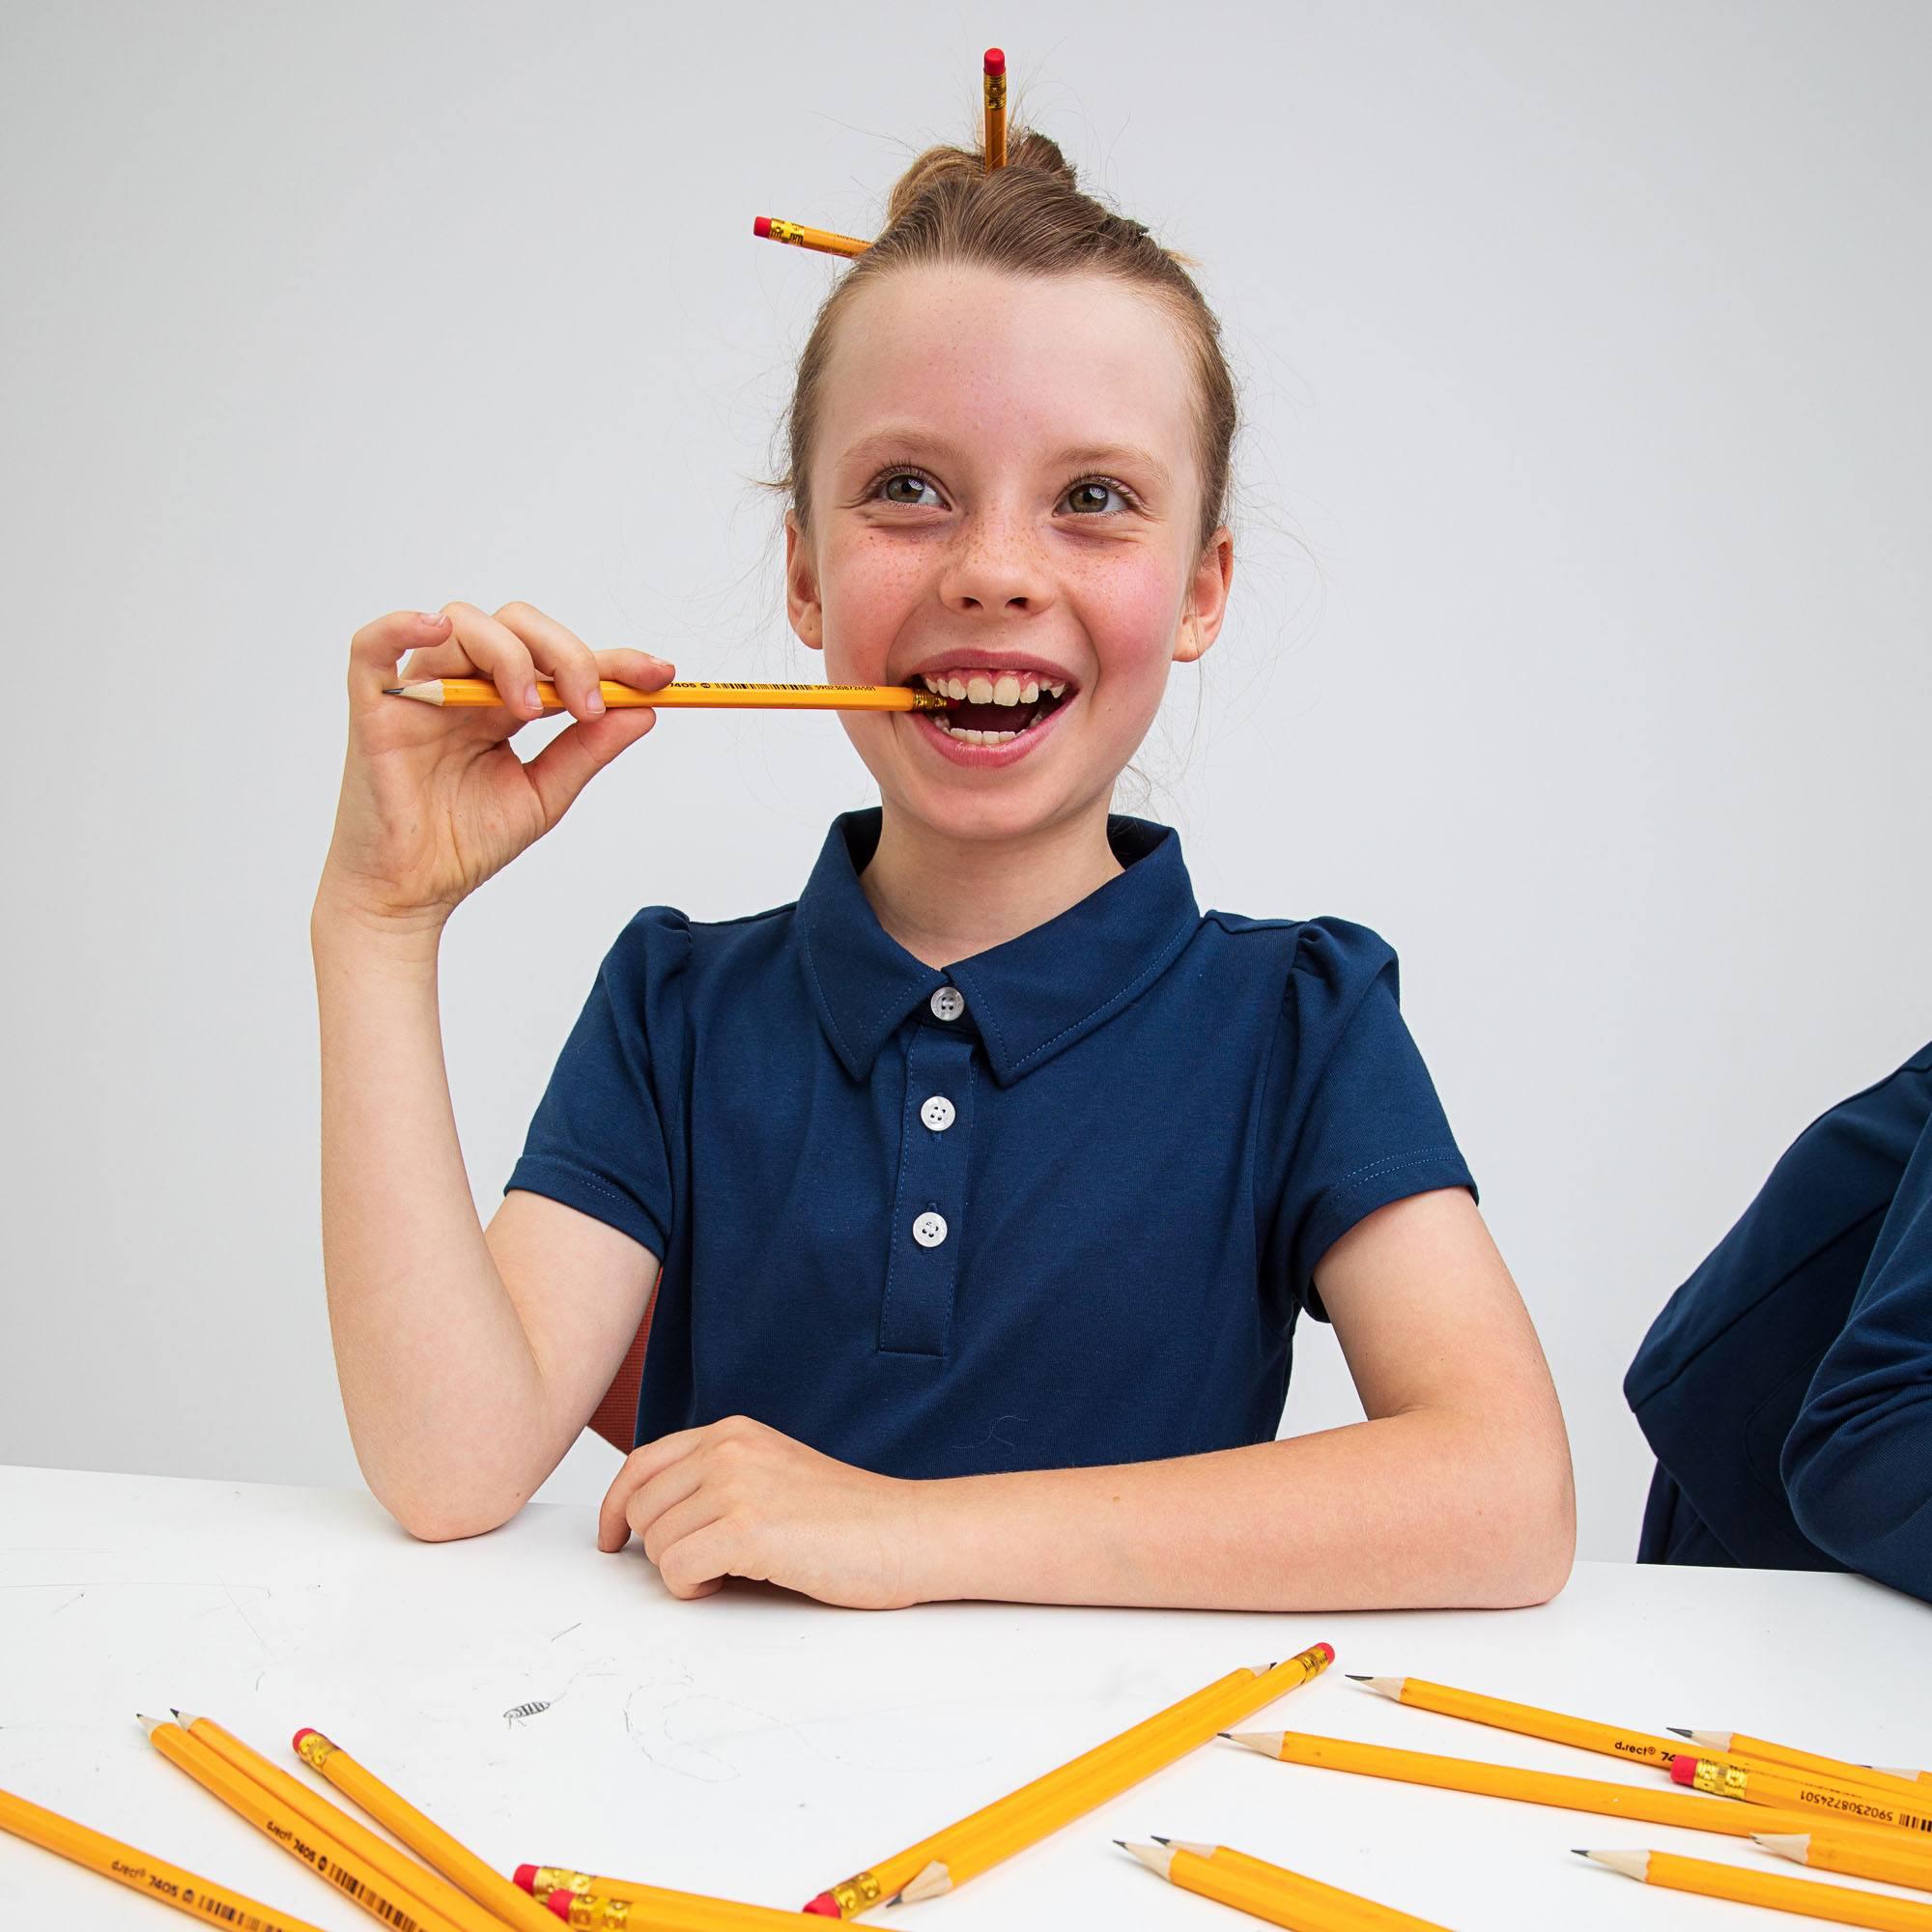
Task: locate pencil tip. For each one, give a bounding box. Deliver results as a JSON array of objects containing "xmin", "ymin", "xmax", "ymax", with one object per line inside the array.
[
  {"xmin": 381, "ymin": 686, "xmax": 404, "ymax": 695},
  {"xmin": 1151, "ymin": 1834, "xmax": 1170, "ymax": 1845},
  {"xmin": 1666, "ymin": 1727, "xmax": 1690, "ymax": 1738},
  {"xmin": 1345, "ymin": 1673, "xmax": 1369, "ymax": 1680},
  {"xmin": 1216, "ymin": 1731, "xmax": 1231, "ymax": 1739}
]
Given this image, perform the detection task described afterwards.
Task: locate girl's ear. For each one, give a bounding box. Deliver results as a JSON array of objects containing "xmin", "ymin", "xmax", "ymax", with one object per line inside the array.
[
  {"xmin": 783, "ymin": 511, "xmax": 824, "ymax": 652},
  {"xmin": 1176, "ymin": 526, "xmax": 1235, "ymax": 665}
]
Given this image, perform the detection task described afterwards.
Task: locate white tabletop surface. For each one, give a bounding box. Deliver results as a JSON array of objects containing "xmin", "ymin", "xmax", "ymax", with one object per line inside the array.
[{"xmin": 3, "ymin": 1463, "xmax": 1929, "ymax": 1930}]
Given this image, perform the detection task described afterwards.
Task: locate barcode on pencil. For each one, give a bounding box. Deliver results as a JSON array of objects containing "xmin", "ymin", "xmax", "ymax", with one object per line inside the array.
[
  {"xmin": 188, "ymin": 1895, "xmax": 270, "ymax": 1931},
  {"xmin": 324, "ymin": 1858, "xmax": 427, "ymax": 1930}
]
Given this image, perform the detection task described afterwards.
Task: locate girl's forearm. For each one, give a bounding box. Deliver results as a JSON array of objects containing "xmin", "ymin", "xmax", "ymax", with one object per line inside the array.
[
  {"xmin": 312, "ymin": 897, "xmax": 548, "ymax": 1540},
  {"xmin": 908, "ymin": 1408, "xmax": 1576, "ymax": 1612}
]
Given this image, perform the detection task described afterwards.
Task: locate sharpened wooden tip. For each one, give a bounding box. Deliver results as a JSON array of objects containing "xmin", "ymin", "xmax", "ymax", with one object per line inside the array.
[
  {"xmin": 1579, "ymin": 1850, "xmax": 1649, "ymax": 1880},
  {"xmin": 1120, "ymin": 1841, "xmax": 1174, "ymax": 1879},
  {"xmin": 1753, "ymin": 1833, "xmax": 1809, "ymax": 1862}
]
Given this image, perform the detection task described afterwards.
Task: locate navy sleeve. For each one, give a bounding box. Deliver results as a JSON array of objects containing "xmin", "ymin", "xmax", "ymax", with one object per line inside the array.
[
  {"xmin": 1275, "ymin": 918, "xmax": 1478, "ymax": 1321},
  {"xmin": 502, "ymin": 906, "xmax": 688, "ymax": 1262},
  {"xmin": 1782, "ymin": 1097, "xmax": 1932, "ymax": 1603}
]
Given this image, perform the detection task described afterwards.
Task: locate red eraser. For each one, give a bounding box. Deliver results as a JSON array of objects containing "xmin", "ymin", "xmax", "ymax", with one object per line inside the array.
[
  {"xmin": 1313, "ymin": 1641, "xmax": 1335, "ymax": 1663},
  {"xmin": 512, "ymin": 1864, "xmax": 537, "ymax": 1893},
  {"xmin": 291, "ymin": 1728, "xmax": 316, "ymax": 1751},
  {"xmin": 983, "ymin": 47, "xmax": 1006, "ymax": 74},
  {"xmin": 803, "ymin": 1893, "xmax": 842, "ymax": 1917},
  {"xmin": 1669, "ymin": 1753, "xmax": 1697, "ymax": 1785},
  {"xmin": 753, "ymin": 215, "xmax": 773, "ymax": 239},
  {"xmin": 544, "ymin": 1890, "xmax": 574, "ymax": 1920}
]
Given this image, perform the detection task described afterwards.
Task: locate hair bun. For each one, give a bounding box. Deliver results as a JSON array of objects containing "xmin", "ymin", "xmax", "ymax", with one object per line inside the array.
[{"xmin": 883, "ymin": 128, "xmax": 1080, "ymax": 225}]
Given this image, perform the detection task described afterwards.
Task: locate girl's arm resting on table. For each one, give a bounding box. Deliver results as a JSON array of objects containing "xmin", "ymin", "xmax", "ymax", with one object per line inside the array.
[
  {"xmin": 910, "ymin": 1187, "xmax": 1576, "ymax": 1610},
  {"xmin": 602, "ymin": 1188, "xmax": 1574, "ymax": 1610},
  {"xmin": 312, "ymin": 899, "xmax": 656, "ymax": 1542}
]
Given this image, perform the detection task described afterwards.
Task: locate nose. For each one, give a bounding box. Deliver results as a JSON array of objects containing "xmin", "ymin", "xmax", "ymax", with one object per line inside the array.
[{"xmin": 937, "ymin": 507, "xmax": 1055, "ymax": 617}]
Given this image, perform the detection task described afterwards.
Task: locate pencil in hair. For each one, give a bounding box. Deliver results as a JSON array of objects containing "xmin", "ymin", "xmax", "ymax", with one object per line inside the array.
[
  {"xmin": 753, "ymin": 215, "xmax": 869, "ymax": 259},
  {"xmin": 983, "ymin": 48, "xmax": 1008, "ymax": 169},
  {"xmin": 0, "ymin": 1780, "xmax": 328, "ymax": 1932}
]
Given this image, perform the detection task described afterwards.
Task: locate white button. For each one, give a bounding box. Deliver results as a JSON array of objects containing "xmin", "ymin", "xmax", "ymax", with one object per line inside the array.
[
  {"xmin": 928, "ymin": 984, "xmax": 966, "ymax": 1022},
  {"xmin": 912, "ymin": 1210, "xmax": 949, "ymax": 1248},
  {"xmin": 921, "ymin": 1095, "xmax": 956, "ymax": 1132}
]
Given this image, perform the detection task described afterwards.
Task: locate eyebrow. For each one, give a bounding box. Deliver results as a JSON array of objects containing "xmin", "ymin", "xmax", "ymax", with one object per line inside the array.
[{"xmin": 838, "ymin": 428, "xmax": 1172, "ymax": 491}]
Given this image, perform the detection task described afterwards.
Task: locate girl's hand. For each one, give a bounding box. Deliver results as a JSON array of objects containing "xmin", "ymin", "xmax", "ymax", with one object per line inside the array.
[
  {"xmin": 596, "ymin": 1415, "xmax": 927, "ymax": 1610},
  {"xmin": 315, "ymin": 602, "xmax": 675, "ymax": 931}
]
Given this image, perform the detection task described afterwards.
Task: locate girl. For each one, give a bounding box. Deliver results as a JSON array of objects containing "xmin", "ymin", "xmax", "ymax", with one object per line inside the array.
[{"xmin": 313, "ymin": 128, "xmax": 1575, "ymax": 1613}]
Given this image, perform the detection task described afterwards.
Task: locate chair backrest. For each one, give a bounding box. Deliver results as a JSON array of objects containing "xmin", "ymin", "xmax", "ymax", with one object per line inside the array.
[{"xmin": 587, "ymin": 1271, "xmax": 662, "ymax": 1452}]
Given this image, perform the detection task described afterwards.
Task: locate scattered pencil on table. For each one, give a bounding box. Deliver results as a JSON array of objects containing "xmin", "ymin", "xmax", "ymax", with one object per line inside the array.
[
  {"xmin": 752, "ymin": 215, "xmax": 869, "ymax": 258},
  {"xmin": 1122, "ymin": 1835, "xmax": 1452, "ymax": 1930},
  {"xmin": 1216, "ymin": 1727, "xmax": 1857, "ymax": 1845},
  {"xmin": 514, "ymin": 1861, "xmax": 838, "ymax": 1927},
  {"xmin": 1755, "ymin": 1831, "xmax": 1932, "ymax": 1893},
  {"xmin": 803, "ymin": 1642, "xmax": 1335, "ymax": 1916},
  {"xmin": 171, "ymin": 1710, "xmax": 511, "ymax": 1932},
  {"xmin": 384, "ymin": 677, "xmax": 956, "ymax": 713},
  {"xmin": 139, "ymin": 1714, "xmax": 472, "ymax": 1932},
  {"xmin": 1671, "ymin": 1751, "xmax": 1932, "ymax": 1833},
  {"xmin": 1578, "ymin": 1846, "xmax": 1932, "ymax": 1929},
  {"xmin": 289, "ymin": 1727, "xmax": 562, "ymax": 1932},
  {"xmin": 1347, "ymin": 1672, "xmax": 1684, "ymax": 1771},
  {"xmin": 983, "ymin": 48, "xmax": 1008, "ymax": 169},
  {"xmin": 0, "ymin": 1780, "xmax": 328, "ymax": 1932},
  {"xmin": 1669, "ymin": 1728, "xmax": 1930, "ymax": 1798}
]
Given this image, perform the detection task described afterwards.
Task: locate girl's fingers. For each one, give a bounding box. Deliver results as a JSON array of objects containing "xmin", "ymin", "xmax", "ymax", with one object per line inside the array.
[
  {"xmin": 494, "ymin": 600, "xmax": 660, "ymax": 724},
  {"xmin": 594, "ymin": 645, "xmax": 680, "ymax": 696},
  {"xmin": 398, "ymin": 638, "xmax": 482, "ymax": 682},
  {"xmin": 349, "ymin": 609, "xmax": 451, "ymax": 700},
  {"xmin": 441, "ymin": 601, "xmax": 546, "ymax": 721},
  {"xmin": 596, "ymin": 1426, "xmax": 707, "ymax": 1550}
]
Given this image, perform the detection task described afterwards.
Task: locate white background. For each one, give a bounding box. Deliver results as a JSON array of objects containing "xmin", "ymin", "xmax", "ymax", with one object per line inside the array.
[{"xmin": 3, "ymin": 2, "xmax": 1927, "ymax": 1564}]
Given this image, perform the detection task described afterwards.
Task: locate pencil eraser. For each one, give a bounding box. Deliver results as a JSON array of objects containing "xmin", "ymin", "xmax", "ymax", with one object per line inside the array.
[
  {"xmin": 544, "ymin": 1890, "xmax": 575, "ymax": 1920},
  {"xmin": 292, "ymin": 1728, "xmax": 316, "ymax": 1752},
  {"xmin": 753, "ymin": 215, "xmax": 773, "ymax": 239},
  {"xmin": 803, "ymin": 1893, "xmax": 842, "ymax": 1916},
  {"xmin": 513, "ymin": 1864, "xmax": 537, "ymax": 1893},
  {"xmin": 983, "ymin": 47, "xmax": 1006, "ymax": 74},
  {"xmin": 1669, "ymin": 1753, "xmax": 1697, "ymax": 1785},
  {"xmin": 1313, "ymin": 1642, "xmax": 1335, "ymax": 1663}
]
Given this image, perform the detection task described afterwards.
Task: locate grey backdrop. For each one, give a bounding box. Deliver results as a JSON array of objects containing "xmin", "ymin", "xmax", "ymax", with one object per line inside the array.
[{"xmin": 5, "ymin": 2, "xmax": 1927, "ymax": 1566}]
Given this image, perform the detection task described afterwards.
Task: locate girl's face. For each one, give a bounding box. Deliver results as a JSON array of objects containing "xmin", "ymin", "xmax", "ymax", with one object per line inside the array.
[{"xmin": 786, "ymin": 265, "xmax": 1233, "ymax": 845}]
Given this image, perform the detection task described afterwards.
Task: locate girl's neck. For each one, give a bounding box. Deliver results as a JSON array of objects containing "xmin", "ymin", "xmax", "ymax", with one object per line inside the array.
[{"xmin": 857, "ymin": 799, "xmax": 1126, "ymax": 970}]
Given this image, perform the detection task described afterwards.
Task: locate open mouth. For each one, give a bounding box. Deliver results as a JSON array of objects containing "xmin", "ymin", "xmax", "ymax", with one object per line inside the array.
[{"xmin": 906, "ymin": 669, "xmax": 1075, "ymax": 746}]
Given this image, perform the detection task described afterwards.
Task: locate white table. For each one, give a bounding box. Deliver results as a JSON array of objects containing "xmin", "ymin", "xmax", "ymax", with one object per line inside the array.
[{"xmin": 3, "ymin": 1463, "xmax": 1927, "ymax": 1930}]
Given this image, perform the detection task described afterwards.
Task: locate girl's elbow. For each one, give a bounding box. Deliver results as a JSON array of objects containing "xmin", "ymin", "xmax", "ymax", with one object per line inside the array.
[{"xmin": 1485, "ymin": 1436, "xmax": 1577, "ymax": 1606}]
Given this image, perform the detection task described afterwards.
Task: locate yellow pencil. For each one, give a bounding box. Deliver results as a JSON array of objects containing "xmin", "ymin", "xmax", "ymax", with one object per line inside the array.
[
  {"xmin": 517, "ymin": 1862, "xmax": 847, "ymax": 1927},
  {"xmin": 982, "ymin": 49, "xmax": 1008, "ymax": 169},
  {"xmin": 1122, "ymin": 1837, "xmax": 1449, "ymax": 1930},
  {"xmin": 1580, "ymin": 1846, "xmax": 1932, "ymax": 1929},
  {"xmin": 0, "ymin": 1780, "xmax": 329, "ymax": 1932},
  {"xmin": 805, "ymin": 1643, "xmax": 1335, "ymax": 1915},
  {"xmin": 291, "ymin": 1728, "xmax": 561, "ymax": 1932},
  {"xmin": 139, "ymin": 1716, "xmax": 470, "ymax": 1932},
  {"xmin": 752, "ymin": 216, "xmax": 869, "ymax": 259},
  {"xmin": 384, "ymin": 677, "xmax": 952, "ymax": 713},
  {"xmin": 1349, "ymin": 1674, "xmax": 1683, "ymax": 1771},
  {"xmin": 1673, "ymin": 1752, "xmax": 1932, "ymax": 1838},
  {"xmin": 1220, "ymin": 1728, "xmax": 1893, "ymax": 1847},
  {"xmin": 1674, "ymin": 1731, "xmax": 1931, "ymax": 1800},
  {"xmin": 1757, "ymin": 1832, "xmax": 1932, "ymax": 1894},
  {"xmin": 172, "ymin": 1712, "xmax": 512, "ymax": 1932}
]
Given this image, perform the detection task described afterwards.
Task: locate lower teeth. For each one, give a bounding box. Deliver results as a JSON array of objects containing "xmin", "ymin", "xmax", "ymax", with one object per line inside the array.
[{"xmin": 935, "ymin": 701, "xmax": 1052, "ymax": 746}]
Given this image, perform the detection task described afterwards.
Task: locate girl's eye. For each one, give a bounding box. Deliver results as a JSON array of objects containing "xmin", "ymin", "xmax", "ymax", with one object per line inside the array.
[
  {"xmin": 876, "ymin": 470, "xmax": 942, "ymax": 508},
  {"xmin": 1063, "ymin": 478, "xmax": 1130, "ymax": 515}
]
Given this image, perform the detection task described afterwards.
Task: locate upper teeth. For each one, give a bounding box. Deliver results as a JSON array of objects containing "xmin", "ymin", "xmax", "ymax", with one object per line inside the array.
[{"xmin": 921, "ymin": 670, "xmax": 1067, "ymax": 704}]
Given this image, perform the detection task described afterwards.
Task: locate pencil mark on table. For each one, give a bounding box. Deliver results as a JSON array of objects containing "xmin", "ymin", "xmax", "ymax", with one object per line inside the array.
[{"xmin": 549, "ymin": 1621, "xmax": 582, "ymax": 1643}]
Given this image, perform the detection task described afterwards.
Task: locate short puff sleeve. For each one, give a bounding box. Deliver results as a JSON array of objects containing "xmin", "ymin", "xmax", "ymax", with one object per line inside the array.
[
  {"xmin": 502, "ymin": 906, "xmax": 689, "ymax": 1261},
  {"xmin": 1269, "ymin": 917, "xmax": 1477, "ymax": 1322}
]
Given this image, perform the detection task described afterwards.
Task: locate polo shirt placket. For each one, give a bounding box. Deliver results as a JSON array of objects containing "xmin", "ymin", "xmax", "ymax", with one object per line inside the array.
[{"xmin": 878, "ymin": 985, "xmax": 978, "ymax": 1356}]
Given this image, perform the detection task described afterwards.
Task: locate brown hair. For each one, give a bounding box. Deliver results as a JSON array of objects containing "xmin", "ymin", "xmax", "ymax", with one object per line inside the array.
[{"xmin": 773, "ymin": 128, "xmax": 1237, "ymax": 554}]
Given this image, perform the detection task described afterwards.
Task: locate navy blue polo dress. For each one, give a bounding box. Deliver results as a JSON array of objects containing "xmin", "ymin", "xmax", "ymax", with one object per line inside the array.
[
  {"xmin": 1626, "ymin": 1042, "xmax": 1932, "ymax": 1604},
  {"xmin": 505, "ymin": 807, "xmax": 1477, "ymax": 1478}
]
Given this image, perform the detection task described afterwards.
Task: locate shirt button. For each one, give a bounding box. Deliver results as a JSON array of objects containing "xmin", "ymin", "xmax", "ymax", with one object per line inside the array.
[
  {"xmin": 912, "ymin": 1210, "xmax": 949, "ymax": 1248},
  {"xmin": 921, "ymin": 1095, "xmax": 956, "ymax": 1132},
  {"xmin": 928, "ymin": 984, "xmax": 966, "ymax": 1022}
]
